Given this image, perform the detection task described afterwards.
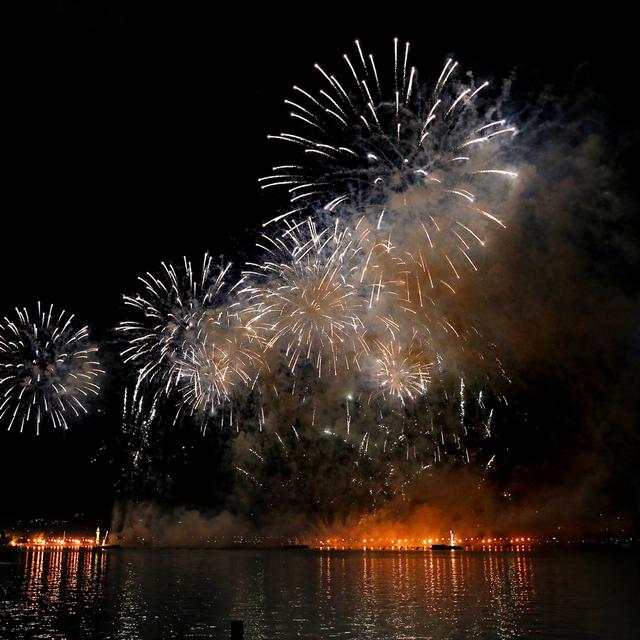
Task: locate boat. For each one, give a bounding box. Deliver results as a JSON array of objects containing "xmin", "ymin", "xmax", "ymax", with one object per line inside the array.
[
  {"xmin": 430, "ymin": 529, "xmax": 463, "ymax": 551},
  {"xmin": 430, "ymin": 544, "xmax": 463, "ymax": 550}
]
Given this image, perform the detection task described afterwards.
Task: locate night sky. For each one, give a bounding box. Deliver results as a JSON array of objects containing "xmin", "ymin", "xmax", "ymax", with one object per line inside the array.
[{"xmin": 2, "ymin": 5, "xmax": 638, "ymax": 534}]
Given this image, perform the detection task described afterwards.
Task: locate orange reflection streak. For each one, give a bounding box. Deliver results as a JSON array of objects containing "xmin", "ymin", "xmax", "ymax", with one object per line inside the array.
[{"xmin": 21, "ymin": 546, "xmax": 109, "ymax": 612}]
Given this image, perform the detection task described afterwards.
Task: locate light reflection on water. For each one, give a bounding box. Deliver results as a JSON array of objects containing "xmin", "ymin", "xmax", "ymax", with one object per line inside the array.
[{"xmin": 0, "ymin": 548, "xmax": 637, "ymax": 639}]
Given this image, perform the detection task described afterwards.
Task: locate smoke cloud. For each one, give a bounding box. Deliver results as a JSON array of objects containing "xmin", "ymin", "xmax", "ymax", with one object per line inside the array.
[{"xmin": 112, "ymin": 59, "xmax": 639, "ymax": 544}]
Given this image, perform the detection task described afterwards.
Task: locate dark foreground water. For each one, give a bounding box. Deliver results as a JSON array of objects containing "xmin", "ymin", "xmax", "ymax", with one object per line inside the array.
[{"xmin": 0, "ymin": 548, "xmax": 638, "ymax": 639}]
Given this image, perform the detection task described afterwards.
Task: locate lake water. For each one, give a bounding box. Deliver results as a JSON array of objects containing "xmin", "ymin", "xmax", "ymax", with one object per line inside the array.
[{"xmin": 0, "ymin": 548, "xmax": 638, "ymax": 639}]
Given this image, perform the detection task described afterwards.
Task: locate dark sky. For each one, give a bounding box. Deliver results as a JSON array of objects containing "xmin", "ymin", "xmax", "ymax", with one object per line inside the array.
[
  {"xmin": 2, "ymin": 4, "xmax": 637, "ymax": 530},
  {"xmin": 4, "ymin": 5, "xmax": 634, "ymax": 333}
]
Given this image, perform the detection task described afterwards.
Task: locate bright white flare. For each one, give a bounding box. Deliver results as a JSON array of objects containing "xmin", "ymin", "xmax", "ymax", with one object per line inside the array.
[{"xmin": 0, "ymin": 303, "xmax": 103, "ymax": 434}]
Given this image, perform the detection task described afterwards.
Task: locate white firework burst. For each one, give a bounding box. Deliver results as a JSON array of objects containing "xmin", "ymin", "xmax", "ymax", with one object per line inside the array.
[{"xmin": 0, "ymin": 303, "xmax": 103, "ymax": 434}]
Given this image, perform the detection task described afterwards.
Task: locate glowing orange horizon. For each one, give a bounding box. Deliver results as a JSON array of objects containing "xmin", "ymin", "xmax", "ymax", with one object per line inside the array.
[
  {"xmin": 10, "ymin": 535, "xmax": 104, "ymax": 549},
  {"xmin": 311, "ymin": 534, "xmax": 536, "ymax": 549}
]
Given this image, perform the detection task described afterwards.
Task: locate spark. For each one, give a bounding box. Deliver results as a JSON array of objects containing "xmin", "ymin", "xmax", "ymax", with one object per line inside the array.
[{"xmin": 0, "ymin": 303, "xmax": 103, "ymax": 434}]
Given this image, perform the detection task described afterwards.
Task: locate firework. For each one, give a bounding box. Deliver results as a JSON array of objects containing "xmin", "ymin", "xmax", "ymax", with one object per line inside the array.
[
  {"xmin": 0, "ymin": 303, "xmax": 103, "ymax": 434},
  {"xmin": 369, "ymin": 329, "xmax": 433, "ymax": 403},
  {"xmin": 241, "ymin": 217, "xmax": 378, "ymax": 376},
  {"xmin": 261, "ymin": 40, "xmax": 518, "ymax": 287},
  {"xmin": 116, "ymin": 384, "xmax": 158, "ymax": 493},
  {"xmin": 176, "ymin": 306, "xmax": 266, "ymax": 415},
  {"xmin": 109, "ymin": 41, "xmax": 515, "ymax": 529},
  {"xmin": 117, "ymin": 254, "xmax": 230, "ymax": 394}
]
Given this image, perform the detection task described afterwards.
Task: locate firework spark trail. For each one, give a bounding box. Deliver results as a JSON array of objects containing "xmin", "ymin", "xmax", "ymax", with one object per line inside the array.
[
  {"xmin": 371, "ymin": 330, "xmax": 433, "ymax": 403},
  {"xmin": 175, "ymin": 306, "xmax": 267, "ymax": 415},
  {"xmin": 118, "ymin": 254, "xmax": 272, "ymax": 417},
  {"xmin": 240, "ymin": 217, "xmax": 384, "ymax": 377},
  {"xmin": 237, "ymin": 209, "xmax": 501, "ymax": 405},
  {"xmin": 253, "ymin": 42, "xmax": 518, "ymax": 416},
  {"xmin": 234, "ymin": 213, "xmax": 505, "ymax": 415},
  {"xmin": 262, "ymin": 40, "xmax": 519, "ymax": 288},
  {"xmin": 121, "ymin": 385, "xmax": 157, "ymax": 473},
  {"xmin": 117, "ymin": 254, "xmax": 230, "ymax": 395},
  {"xmin": 0, "ymin": 302, "xmax": 103, "ymax": 434}
]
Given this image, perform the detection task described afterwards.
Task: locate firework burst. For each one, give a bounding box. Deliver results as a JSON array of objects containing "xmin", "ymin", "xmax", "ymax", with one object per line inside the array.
[
  {"xmin": 117, "ymin": 254, "xmax": 230, "ymax": 394},
  {"xmin": 369, "ymin": 329, "xmax": 433, "ymax": 403},
  {"xmin": 261, "ymin": 40, "xmax": 518, "ymax": 289},
  {"xmin": 241, "ymin": 218, "xmax": 379, "ymax": 376},
  {"xmin": 176, "ymin": 307, "xmax": 267, "ymax": 415},
  {"xmin": 0, "ymin": 303, "xmax": 103, "ymax": 434}
]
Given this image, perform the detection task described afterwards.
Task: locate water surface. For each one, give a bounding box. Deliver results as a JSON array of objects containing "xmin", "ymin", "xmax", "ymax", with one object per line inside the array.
[{"xmin": 0, "ymin": 548, "xmax": 638, "ymax": 639}]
